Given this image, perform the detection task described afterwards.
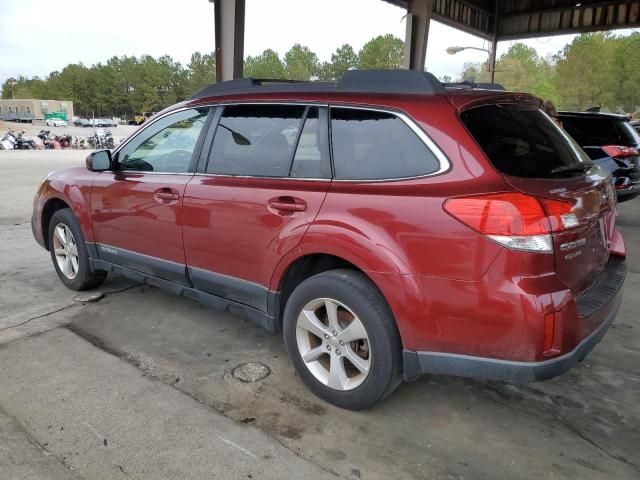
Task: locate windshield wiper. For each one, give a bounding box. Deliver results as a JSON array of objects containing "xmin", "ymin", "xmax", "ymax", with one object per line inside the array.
[{"xmin": 550, "ymin": 163, "xmax": 593, "ymax": 175}]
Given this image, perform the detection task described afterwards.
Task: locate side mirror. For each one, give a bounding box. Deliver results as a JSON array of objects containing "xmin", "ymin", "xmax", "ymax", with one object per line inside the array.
[{"xmin": 86, "ymin": 150, "xmax": 113, "ymax": 172}]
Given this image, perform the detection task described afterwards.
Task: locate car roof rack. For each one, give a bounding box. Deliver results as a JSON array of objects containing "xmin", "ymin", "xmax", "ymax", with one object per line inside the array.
[
  {"xmin": 191, "ymin": 69, "xmax": 445, "ymax": 99},
  {"xmin": 443, "ymin": 79, "xmax": 506, "ymax": 91}
]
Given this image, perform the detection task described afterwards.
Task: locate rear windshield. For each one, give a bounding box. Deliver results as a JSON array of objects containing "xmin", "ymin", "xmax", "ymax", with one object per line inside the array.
[
  {"xmin": 560, "ymin": 115, "xmax": 640, "ymax": 146},
  {"xmin": 460, "ymin": 103, "xmax": 589, "ymax": 178}
]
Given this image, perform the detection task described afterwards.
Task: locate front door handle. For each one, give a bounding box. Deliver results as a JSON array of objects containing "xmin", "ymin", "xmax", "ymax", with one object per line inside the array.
[
  {"xmin": 154, "ymin": 188, "xmax": 179, "ymax": 204},
  {"xmin": 268, "ymin": 196, "xmax": 307, "ymax": 213}
]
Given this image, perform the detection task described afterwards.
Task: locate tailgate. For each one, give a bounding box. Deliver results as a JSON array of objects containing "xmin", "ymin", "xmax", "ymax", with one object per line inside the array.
[
  {"xmin": 459, "ymin": 102, "xmax": 617, "ymax": 294},
  {"xmin": 506, "ymin": 173, "xmax": 616, "ymax": 294}
]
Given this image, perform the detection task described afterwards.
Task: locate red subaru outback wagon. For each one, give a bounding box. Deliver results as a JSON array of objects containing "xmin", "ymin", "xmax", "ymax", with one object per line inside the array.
[{"xmin": 32, "ymin": 70, "xmax": 626, "ymax": 410}]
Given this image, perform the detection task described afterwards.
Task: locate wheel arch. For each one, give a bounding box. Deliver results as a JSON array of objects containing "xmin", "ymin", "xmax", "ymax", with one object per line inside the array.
[
  {"xmin": 41, "ymin": 197, "xmax": 72, "ymax": 250},
  {"xmin": 272, "ymin": 251, "xmax": 410, "ymax": 339}
]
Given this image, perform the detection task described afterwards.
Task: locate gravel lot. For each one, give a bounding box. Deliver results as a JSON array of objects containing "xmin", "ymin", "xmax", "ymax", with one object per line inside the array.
[{"xmin": 0, "ymin": 149, "xmax": 639, "ymax": 480}]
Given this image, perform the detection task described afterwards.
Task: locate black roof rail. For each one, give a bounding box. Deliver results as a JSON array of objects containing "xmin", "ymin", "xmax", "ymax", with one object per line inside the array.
[
  {"xmin": 191, "ymin": 69, "xmax": 444, "ymax": 99},
  {"xmin": 443, "ymin": 79, "xmax": 506, "ymax": 91}
]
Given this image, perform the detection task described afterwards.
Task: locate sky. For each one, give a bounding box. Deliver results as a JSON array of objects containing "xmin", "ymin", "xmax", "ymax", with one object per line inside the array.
[{"xmin": 0, "ymin": 0, "xmax": 637, "ymax": 86}]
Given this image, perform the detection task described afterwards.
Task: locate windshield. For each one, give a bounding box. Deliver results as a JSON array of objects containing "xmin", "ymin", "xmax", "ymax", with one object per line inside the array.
[{"xmin": 460, "ymin": 103, "xmax": 591, "ymax": 178}]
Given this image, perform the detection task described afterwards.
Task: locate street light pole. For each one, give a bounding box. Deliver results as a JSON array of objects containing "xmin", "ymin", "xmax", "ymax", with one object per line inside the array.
[
  {"xmin": 8, "ymin": 78, "xmax": 17, "ymax": 100},
  {"xmin": 446, "ymin": 46, "xmax": 496, "ymax": 81}
]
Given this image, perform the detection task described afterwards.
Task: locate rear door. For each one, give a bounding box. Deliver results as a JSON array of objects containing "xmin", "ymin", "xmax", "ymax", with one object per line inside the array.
[
  {"xmin": 182, "ymin": 103, "xmax": 331, "ymax": 311},
  {"xmin": 460, "ymin": 103, "xmax": 616, "ymax": 294}
]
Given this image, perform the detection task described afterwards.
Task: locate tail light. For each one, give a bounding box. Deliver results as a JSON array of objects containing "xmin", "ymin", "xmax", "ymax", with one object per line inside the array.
[
  {"xmin": 602, "ymin": 145, "xmax": 639, "ymax": 158},
  {"xmin": 443, "ymin": 192, "xmax": 577, "ymax": 252}
]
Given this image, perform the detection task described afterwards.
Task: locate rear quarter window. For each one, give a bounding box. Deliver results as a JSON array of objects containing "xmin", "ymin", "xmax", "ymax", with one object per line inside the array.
[
  {"xmin": 460, "ymin": 103, "xmax": 589, "ymax": 178},
  {"xmin": 330, "ymin": 107, "xmax": 441, "ymax": 180}
]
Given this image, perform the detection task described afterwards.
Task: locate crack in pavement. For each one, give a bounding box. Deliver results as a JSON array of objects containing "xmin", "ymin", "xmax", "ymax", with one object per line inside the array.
[
  {"xmin": 559, "ymin": 419, "xmax": 640, "ymax": 475},
  {"xmin": 0, "ymin": 403, "xmax": 79, "ymax": 478},
  {"xmin": 0, "ymin": 304, "xmax": 79, "ymax": 332},
  {"xmin": 0, "ymin": 284, "xmax": 141, "ymax": 333}
]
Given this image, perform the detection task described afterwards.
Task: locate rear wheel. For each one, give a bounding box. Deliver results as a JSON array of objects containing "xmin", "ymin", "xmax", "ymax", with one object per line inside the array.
[
  {"xmin": 283, "ymin": 269, "xmax": 402, "ymax": 410},
  {"xmin": 48, "ymin": 209, "xmax": 107, "ymax": 290}
]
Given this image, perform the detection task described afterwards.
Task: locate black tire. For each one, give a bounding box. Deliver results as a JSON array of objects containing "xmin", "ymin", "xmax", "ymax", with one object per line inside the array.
[
  {"xmin": 48, "ymin": 208, "xmax": 107, "ymax": 290},
  {"xmin": 283, "ymin": 269, "xmax": 403, "ymax": 410}
]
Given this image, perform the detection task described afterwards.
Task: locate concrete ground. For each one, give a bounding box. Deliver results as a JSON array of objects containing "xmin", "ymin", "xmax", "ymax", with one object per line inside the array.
[{"xmin": 1, "ymin": 149, "xmax": 639, "ymax": 479}]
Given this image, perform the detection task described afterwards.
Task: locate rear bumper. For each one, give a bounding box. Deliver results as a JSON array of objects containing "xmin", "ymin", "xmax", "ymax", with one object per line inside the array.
[{"xmin": 403, "ymin": 257, "xmax": 626, "ymax": 383}]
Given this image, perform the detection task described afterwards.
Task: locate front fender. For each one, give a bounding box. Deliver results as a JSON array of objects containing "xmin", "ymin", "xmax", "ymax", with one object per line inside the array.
[{"xmin": 35, "ymin": 167, "xmax": 97, "ymax": 246}]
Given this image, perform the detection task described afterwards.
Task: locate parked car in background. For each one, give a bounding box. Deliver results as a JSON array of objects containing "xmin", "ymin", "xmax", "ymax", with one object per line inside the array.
[
  {"xmin": 557, "ymin": 111, "xmax": 640, "ymax": 202},
  {"xmin": 31, "ymin": 71, "xmax": 626, "ymax": 409},
  {"xmin": 89, "ymin": 118, "xmax": 117, "ymax": 128},
  {"xmin": 632, "ymin": 119, "xmax": 640, "ymax": 134},
  {"xmin": 74, "ymin": 118, "xmax": 90, "ymax": 127},
  {"xmin": 46, "ymin": 118, "xmax": 68, "ymax": 127}
]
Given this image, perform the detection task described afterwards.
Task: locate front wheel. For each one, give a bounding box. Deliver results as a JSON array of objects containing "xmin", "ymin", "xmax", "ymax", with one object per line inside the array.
[
  {"xmin": 283, "ymin": 269, "xmax": 402, "ymax": 410},
  {"xmin": 48, "ymin": 209, "xmax": 107, "ymax": 290}
]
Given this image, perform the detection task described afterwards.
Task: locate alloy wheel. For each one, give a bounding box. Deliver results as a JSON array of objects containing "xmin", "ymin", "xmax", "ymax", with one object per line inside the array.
[
  {"xmin": 52, "ymin": 223, "xmax": 79, "ymax": 280},
  {"xmin": 295, "ymin": 297, "xmax": 372, "ymax": 391}
]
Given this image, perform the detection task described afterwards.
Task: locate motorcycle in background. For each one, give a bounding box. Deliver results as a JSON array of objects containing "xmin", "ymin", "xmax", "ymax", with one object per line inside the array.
[
  {"xmin": 0, "ymin": 130, "xmax": 36, "ymax": 149},
  {"xmin": 37, "ymin": 130, "xmax": 61, "ymax": 149},
  {"xmin": 87, "ymin": 129, "xmax": 115, "ymax": 149}
]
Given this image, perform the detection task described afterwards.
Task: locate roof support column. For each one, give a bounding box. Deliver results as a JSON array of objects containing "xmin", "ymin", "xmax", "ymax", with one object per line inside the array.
[
  {"xmin": 489, "ymin": 1, "xmax": 499, "ymax": 83},
  {"xmin": 212, "ymin": 0, "xmax": 245, "ymax": 82},
  {"xmin": 403, "ymin": 0, "xmax": 433, "ymax": 71}
]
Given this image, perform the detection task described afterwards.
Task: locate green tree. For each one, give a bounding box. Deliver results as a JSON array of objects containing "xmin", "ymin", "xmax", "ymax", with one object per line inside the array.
[
  {"xmin": 357, "ymin": 34, "xmax": 404, "ymax": 70},
  {"xmin": 284, "ymin": 44, "xmax": 319, "ymax": 80},
  {"xmin": 321, "ymin": 44, "xmax": 358, "ymax": 80},
  {"xmin": 553, "ymin": 33, "xmax": 616, "ymax": 109},
  {"xmin": 1, "ymin": 76, "xmax": 49, "ymax": 99},
  {"xmin": 457, "ymin": 62, "xmax": 489, "ymax": 83},
  {"xmin": 244, "ymin": 49, "xmax": 286, "ymax": 78},
  {"xmin": 611, "ymin": 33, "xmax": 640, "ymax": 111},
  {"xmin": 188, "ymin": 52, "xmax": 216, "ymax": 92}
]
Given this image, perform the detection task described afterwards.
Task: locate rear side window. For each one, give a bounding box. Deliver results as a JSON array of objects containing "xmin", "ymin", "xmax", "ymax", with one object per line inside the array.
[
  {"xmin": 330, "ymin": 108, "xmax": 440, "ymax": 180},
  {"xmin": 208, "ymin": 104, "xmax": 305, "ymax": 177},
  {"xmin": 461, "ymin": 104, "xmax": 588, "ymax": 178}
]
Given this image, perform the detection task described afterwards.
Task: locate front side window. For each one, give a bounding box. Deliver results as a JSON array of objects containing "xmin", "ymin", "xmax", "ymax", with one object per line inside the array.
[
  {"xmin": 117, "ymin": 108, "xmax": 209, "ymax": 173},
  {"xmin": 330, "ymin": 108, "xmax": 440, "ymax": 180},
  {"xmin": 207, "ymin": 104, "xmax": 305, "ymax": 177}
]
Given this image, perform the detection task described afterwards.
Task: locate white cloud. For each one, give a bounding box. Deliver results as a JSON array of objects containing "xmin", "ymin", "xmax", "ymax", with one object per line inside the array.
[{"xmin": 0, "ymin": 0, "xmax": 636, "ymax": 85}]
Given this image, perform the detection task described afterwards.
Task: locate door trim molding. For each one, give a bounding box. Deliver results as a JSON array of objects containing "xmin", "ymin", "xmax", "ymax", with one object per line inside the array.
[{"xmin": 85, "ymin": 242, "xmax": 280, "ymax": 332}]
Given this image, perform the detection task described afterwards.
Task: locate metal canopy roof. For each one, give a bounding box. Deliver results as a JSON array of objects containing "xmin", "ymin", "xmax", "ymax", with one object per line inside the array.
[{"xmin": 385, "ymin": 0, "xmax": 640, "ymax": 40}]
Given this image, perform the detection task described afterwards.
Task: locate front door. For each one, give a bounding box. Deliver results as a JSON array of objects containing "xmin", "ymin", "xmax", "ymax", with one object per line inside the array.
[
  {"xmin": 182, "ymin": 104, "xmax": 331, "ymax": 311},
  {"xmin": 90, "ymin": 107, "xmax": 211, "ymax": 284}
]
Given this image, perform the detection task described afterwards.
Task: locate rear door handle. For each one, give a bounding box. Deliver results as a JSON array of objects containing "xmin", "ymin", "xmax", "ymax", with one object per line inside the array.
[
  {"xmin": 154, "ymin": 188, "xmax": 179, "ymax": 204},
  {"xmin": 268, "ymin": 196, "xmax": 307, "ymax": 213}
]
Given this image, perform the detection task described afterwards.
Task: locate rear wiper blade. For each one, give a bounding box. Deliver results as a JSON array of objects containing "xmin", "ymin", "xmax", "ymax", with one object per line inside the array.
[{"xmin": 550, "ymin": 163, "xmax": 593, "ymax": 175}]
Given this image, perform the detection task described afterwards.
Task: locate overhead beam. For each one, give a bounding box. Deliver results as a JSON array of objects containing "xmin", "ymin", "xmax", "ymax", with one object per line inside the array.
[
  {"xmin": 497, "ymin": 0, "xmax": 640, "ymax": 40},
  {"xmin": 212, "ymin": 0, "xmax": 245, "ymax": 81},
  {"xmin": 388, "ymin": 0, "xmax": 494, "ymax": 40},
  {"xmin": 404, "ymin": 0, "xmax": 433, "ymax": 70}
]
